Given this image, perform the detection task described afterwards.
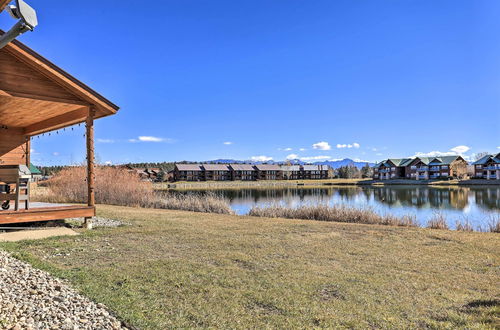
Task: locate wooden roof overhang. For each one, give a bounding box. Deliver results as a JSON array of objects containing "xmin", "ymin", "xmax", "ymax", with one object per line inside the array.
[{"xmin": 0, "ymin": 33, "xmax": 119, "ymax": 136}]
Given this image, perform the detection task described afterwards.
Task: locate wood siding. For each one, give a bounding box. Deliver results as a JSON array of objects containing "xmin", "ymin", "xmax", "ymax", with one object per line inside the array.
[{"xmin": 0, "ymin": 128, "xmax": 28, "ymax": 165}]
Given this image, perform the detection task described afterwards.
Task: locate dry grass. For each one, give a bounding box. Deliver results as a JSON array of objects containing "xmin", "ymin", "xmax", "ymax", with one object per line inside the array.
[
  {"xmin": 35, "ymin": 167, "xmax": 233, "ymax": 214},
  {"xmin": 455, "ymin": 218, "xmax": 474, "ymax": 232},
  {"xmin": 1, "ymin": 205, "xmax": 499, "ymax": 329},
  {"xmin": 249, "ymin": 204, "xmax": 419, "ymax": 227},
  {"xmin": 427, "ymin": 212, "xmax": 450, "ymax": 230},
  {"xmin": 488, "ymin": 214, "xmax": 500, "ymax": 233}
]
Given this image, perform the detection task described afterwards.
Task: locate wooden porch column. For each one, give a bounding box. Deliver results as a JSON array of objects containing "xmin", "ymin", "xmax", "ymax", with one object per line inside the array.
[{"xmin": 84, "ymin": 107, "xmax": 95, "ymax": 229}]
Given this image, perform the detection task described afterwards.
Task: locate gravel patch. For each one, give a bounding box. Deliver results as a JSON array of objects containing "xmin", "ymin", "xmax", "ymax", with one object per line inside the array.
[
  {"xmin": 0, "ymin": 250, "xmax": 128, "ymax": 329},
  {"xmin": 67, "ymin": 217, "xmax": 129, "ymax": 229}
]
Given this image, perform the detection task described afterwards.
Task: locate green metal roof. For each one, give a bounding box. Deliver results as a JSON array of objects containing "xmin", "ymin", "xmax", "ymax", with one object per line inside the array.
[{"xmin": 29, "ymin": 163, "xmax": 42, "ymax": 175}]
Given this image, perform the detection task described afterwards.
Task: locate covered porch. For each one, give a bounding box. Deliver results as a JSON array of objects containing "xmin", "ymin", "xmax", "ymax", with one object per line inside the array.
[{"xmin": 0, "ymin": 34, "xmax": 119, "ymax": 225}]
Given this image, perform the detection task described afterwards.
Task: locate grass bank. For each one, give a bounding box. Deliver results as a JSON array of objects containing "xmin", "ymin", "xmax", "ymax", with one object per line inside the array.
[
  {"xmin": 158, "ymin": 178, "xmax": 500, "ymax": 190},
  {"xmin": 1, "ymin": 205, "xmax": 499, "ymax": 329}
]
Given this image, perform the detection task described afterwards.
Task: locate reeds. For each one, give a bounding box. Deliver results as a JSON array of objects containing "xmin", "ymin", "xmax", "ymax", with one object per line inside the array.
[
  {"xmin": 455, "ymin": 217, "xmax": 474, "ymax": 232},
  {"xmin": 248, "ymin": 203, "xmax": 419, "ymax": 227},
  {"xmin": 426, "ymin": 212, "xmax": 449, "ymax": 230},
  {"xmin": 488, "ymin": 214, "xmax": 500, "ymax": 233},
  {"xmin": 36, "ymin": 166, "xmax": 233, "ymax": 214}
]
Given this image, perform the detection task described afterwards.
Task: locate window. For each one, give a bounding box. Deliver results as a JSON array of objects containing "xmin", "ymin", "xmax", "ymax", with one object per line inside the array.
[
  {"xmin": 411, "ymin": 166, "xmax": 416, "ymax": 170},
  {"xmin": 477, "ymin": 165, "xmax": 482, "ymax": 169}
]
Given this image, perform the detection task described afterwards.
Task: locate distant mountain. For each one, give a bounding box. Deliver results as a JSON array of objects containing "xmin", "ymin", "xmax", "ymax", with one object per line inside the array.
[
  {"xmin": 204, "ymin": 158, "xmax": 374, "ymax": 168},
  {"xmin": 314, "ymin": 158, "xmax": 375, "ymax": 169}
]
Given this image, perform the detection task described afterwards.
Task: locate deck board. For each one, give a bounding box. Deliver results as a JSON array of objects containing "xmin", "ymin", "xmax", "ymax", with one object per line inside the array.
[{"xmin": 0, "ymin": 205, "xmax": 95, "ymax": 224}]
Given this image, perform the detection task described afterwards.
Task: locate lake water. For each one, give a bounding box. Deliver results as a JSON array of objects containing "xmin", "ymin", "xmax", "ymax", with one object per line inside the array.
[{"xmin": 172, "ymin": 185, "xmax": 500, "ymax": 229}]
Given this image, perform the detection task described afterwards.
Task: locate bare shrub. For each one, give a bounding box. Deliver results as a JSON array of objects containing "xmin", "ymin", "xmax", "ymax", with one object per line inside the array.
[
  {"xmin": 248, "ymin": 204, "xmax": 418, "ymax": 228},
  {"xmin": 488, "ymin": 214, "xmax": 500, "ymax": 233},
  {"xmin": 455, "ymin": 218, "xmax": 474, "ymax": 232},
  {"xmin": 426, "ymin": 212, "xmax": 449, "ymax": 230},
  {"xmin": 37, "ymin": 166, "xmax": 233, "ymax": 214}
]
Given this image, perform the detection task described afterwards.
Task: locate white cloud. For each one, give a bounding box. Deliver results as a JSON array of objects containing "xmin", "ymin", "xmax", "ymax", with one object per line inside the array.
[
  {"xmin": 312, "ymin": 141, "xmax": 331, "ymax": 150},
  {"xmin": 300, "ymin": 155, "xmax": 331, "ymax": 161},
  {"xmin": 129, "ymin": 136, "xmax": 174, "ymax": 143},
  {"xmin": 104, "ymin": 161, "xmax": 113, "ymax": 165},
  {"xmin": 251, "ymin": 155, "xmax": 273, "ymax": 162},
  {"xmin": 450, "ymin": 145, "xmax": 470, "ymax": 154},
  {"xmin": 97, "ymin": 138, "xmax": 114, "ymax": 143},
  {"xmin": 223, "ymin": 141, "xmax": 233, "ymax": 145},
  {"xmin": 138, "ymin": 136, "xmax": 165, "ymax": 142},
  {"xmin": 497, "ymin": 146, "xmax": 500, "ymax": 149},
  {"xmin": 414, "ymin": 151, "xmax": 457, "ymax": 157},
  {"xmin": 299, "ymin": 148, "xmax": 307, "ymax": 151},
  {"xmin": 414, "ymin": 145, "xmax": 471, "ymax": 159},
  {"xmin": 353, "ymin": 158, "xmax": 371, "ymax": 163},
  {"xmin": 371, "ymin": 147, "xmax": 378, "ymax": 152},
  {"xmin": 337, "ymin": 142, "xmax": 360, "ymax": 149},
  {"xmin": 284, "ymin": 147, "xmax": 293, "ymax": 151},
  {"xmin": 376, "ymin": 153, "xmax": 383, "ymax": 156},
  {"xmin": 286, "ymin": 154, "xmax": 299, "ymax": 160},
  {"xmin": 52, "ymin": 152, "xmax": 60, "ymax": 156}
]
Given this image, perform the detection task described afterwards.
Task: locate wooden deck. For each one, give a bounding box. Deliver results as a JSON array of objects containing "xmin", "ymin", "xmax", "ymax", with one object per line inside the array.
[{"xmin": 0, "ymin": 204, "xmax": 95, "ymax": 225}]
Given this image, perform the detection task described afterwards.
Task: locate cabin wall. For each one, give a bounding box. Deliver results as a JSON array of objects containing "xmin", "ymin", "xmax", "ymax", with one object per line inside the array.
[{"xmin": 0, "ymin": 128, "xmax": 28, "ymax": 165}]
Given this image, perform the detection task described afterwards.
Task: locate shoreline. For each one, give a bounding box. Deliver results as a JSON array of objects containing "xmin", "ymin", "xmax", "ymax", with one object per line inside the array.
[{"xmin": 157, "ymin": 178, "xmax": 500, "ymax": 190}]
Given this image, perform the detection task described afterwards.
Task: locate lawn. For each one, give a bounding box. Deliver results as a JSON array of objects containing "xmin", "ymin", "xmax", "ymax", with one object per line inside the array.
[{"xmin": 1, "ymin": 205, "xmax": 499, "ymax": 329}]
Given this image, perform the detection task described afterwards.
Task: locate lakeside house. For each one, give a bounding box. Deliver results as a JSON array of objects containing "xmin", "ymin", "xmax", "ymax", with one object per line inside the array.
[
  {"xmin": 373, "ymin": 156, "xmax": 468, "ymax": 180},
  {"xmin": 203, "ymin": 164, "xmax": 232, "ymax": 181},
  {"xmin": 229, "ymin": 164, "xmax": 257, "ymax": 181},
  {"xmin": 282, "ymin": 165, "xmax": 302, "ymax": 180},
  {"xmin": 173, "ymin": 164, "xmax": 204, "ymax": 181},
  {"xmin": 171, "ymin": 163, "xmax": 331, "ymax": 182},
  {"xmin": 473, "ymin": 153, "xmax": 500, "ymax": 180},
  {"xmin": 255, "ymin": 164, "xmax": 283, "ymax": 180}
]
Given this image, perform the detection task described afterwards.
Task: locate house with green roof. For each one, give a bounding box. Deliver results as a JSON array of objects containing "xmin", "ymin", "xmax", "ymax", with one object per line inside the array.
[
  {"xmin": 472, "ymin": 153, "xmax": 500, "ymax": 180},
  {"xmin": 29, "ymin": 163, "xmax": 43, "ymax": 182},
  {"xmin": 373, "ymin": 155, "xmax": 468, "ymax": 180}
]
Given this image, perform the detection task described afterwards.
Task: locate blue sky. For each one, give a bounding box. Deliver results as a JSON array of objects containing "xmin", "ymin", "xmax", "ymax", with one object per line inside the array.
[{"xmin": 2, "ymin": 0, "xmax": 499, "ymax": 165}]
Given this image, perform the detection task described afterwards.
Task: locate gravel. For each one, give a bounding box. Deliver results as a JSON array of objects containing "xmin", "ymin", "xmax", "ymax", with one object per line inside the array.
[
  {"xmin": 0, "ymin": 250, "xmax": 128, "ymax": 329},
  {"xmin": 67, "ymin": 217, "xmax": 129, "ymax": 229}
]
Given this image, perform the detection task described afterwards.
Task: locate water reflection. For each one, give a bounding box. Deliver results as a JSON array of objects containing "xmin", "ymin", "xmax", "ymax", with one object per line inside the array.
[{"xmin": 171, "ymin": 186, "xmax": 500, "ymax": 227}]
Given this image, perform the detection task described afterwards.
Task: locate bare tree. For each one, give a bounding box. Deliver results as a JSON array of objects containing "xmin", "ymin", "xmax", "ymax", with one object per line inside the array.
[
  {"xmin": 474, "ymin": 152, "xmax": 489, "ymax": 161},
  {"xmin": 450, "ymin": 161, "xmax": 468, "ymax": 180}
]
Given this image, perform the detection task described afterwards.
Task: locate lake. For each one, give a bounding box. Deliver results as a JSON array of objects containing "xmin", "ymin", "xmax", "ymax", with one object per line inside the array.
[{"xmin": 172, "ymin": 185, "xmax": 500, "ymax": 230}]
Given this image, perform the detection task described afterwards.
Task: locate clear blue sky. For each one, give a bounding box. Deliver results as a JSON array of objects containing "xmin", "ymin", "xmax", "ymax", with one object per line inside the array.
[{"xmin": 2, "ymin": 0, "xmax": 499, "ymax": 165}]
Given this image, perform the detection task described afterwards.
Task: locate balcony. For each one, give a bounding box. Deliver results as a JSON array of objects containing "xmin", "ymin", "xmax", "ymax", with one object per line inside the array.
[
  {"xmin": 416, "ymin": 167, "xmax": 428, "ymax": 171},
  {"xmin": 430, "ymin": 167, "xmax": 440, "ymax": 171},
  {"xmin": 485, "ymin": 165, "xmax": 500, "ymax": 170}
]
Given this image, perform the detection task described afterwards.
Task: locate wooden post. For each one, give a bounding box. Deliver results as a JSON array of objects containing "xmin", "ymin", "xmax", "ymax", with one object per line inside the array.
[
  {"xmin": 25, "ymin": 137, "xmax": 30, "ymax": 167},
  {"xmin": 84, "ymin": 107, "xmax": 95, "ymax": 229}
]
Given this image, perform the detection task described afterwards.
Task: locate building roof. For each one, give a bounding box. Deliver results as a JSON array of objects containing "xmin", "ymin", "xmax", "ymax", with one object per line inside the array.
[
  {"xmin": 281, "ymin": 165, "xmax": 301, "ymax": 171},
  {"xmin": 229, "ymin": 164, "xmax": 256, "ymax": 171},
  {"xmin": 473, "ymin": 154, "xmax": 500, "ymax": 165},
  {"xmin": 429, "ymin": 155, "xmax": 460, "ymax": 165},
  {"xmin": 175, "ymin": 164, "xmax": 203, "ymax": 171},
  {"xmin": 0, "ymin": 31, "xmax": 119, "ymax": 136},
  {"xmin": 202, "ymin": 164, "xmax": 230, "ymax": 171},
  {"xmin": 255, "ymin": 164, "xmax": 281, "ymax": 171},
  {"xmin": 29, "ymin": 163, "xmax": 41, "ymax": 175},
  {"xmin": 302, "ymin": 165, "xmax": 321, "ymax": 171}
]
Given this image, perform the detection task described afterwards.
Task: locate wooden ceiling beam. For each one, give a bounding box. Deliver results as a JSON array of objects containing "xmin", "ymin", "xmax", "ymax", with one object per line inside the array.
[
  {"xmin": 0, "ymin": 89, "xmax": 90, "ymax": 106},
  {"xmin": 24, "ymin": 106, "xmax": 89, "ymax": 136},
  {"xmin": 0, "ymin": 0, "xmax": 10, "ymax": 12},
  {"xmin": 4, "ymin": 41, "xmax": 119, "ymax": 116}
]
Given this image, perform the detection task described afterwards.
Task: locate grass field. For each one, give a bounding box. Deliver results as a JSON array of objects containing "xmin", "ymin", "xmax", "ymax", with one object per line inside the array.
[
  {"xmin": 1, "ymin": 205, "xmax": 499, "ymax": 329},
  {"xmin": 158, "ymin": 178, "xmax": 500, "ymax": 190}
]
